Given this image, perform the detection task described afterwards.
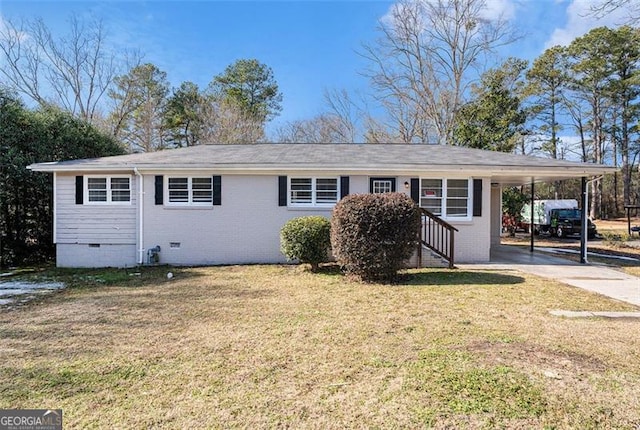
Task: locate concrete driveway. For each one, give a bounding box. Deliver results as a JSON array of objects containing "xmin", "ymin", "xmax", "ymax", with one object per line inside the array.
[{"xmin": 459, "ymin": 245, "xmax": 640, "ymax": 307}]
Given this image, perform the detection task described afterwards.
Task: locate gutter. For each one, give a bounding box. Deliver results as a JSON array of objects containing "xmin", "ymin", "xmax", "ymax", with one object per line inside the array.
[
  {"xmin": 133, "ymin": 167, "xmax": 144, "ymax": 265},
  {"xmin": 27, "ymin": 164, "xmax": 619, "ymax": 177}
]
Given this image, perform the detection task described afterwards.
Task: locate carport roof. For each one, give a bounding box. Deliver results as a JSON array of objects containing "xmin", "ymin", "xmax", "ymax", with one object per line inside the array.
[{"xmin": 28, "ymin": 143, "xmax": 617, "ymax": 185}]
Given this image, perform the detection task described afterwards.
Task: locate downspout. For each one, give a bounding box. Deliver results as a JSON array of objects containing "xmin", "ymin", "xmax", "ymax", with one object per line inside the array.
[
  {"xmin": 134, "ymin": 167, "xmax": 144, "ymax": 265},
  {"xmin": 53, "ymin": 171, "xmax": 57, "ymax": 245}
]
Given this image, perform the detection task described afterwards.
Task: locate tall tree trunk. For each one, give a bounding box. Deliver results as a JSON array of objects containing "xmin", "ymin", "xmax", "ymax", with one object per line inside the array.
[
  {"xmin": 621, "ymin": 93, "xmax": 631, "ymax": 207},
  {"xmin": 612, "ymin": 108, "xmax": 620, "ymax": 216},
  {"xmin": 590, "ymin": 98, "xmax": 604, "ymax": 219}
]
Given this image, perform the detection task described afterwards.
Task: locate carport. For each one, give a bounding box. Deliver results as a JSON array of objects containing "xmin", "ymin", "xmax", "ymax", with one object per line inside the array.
[{"xmin": 487, "ymin": 163, "xmax": 618, "ymax": 265}]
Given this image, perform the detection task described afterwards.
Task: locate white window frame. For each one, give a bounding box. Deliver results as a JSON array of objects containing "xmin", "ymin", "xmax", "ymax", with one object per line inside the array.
[
  {"xmin": 372, "ymin": 179, "xmax": 393, "ymax": 194},
  {"xmin": 165, "ymin": 176, "xmax": 214, "ymax": 206},
  {"xmin": 288, "ymin": 176, "xmax": 340, "ymax": 208},
  {"xmin": 419, "ymin": 178, "xmax": 472, "ymax": 220},
  {"xmin": 84, "ymin": 175, "xmax": 132, "ymax": 205}
]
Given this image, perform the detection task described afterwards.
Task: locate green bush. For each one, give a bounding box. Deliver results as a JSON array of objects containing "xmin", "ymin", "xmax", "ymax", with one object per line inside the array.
[
  {"xmin": 0, "ymin": 93, "xmax": 125, "ymax": 267},
  {"xmin": 280, "ymin": 216, "xmax": 331, "ymax": 271},
  {"xmin": 601, "ymin": 230, "xmax": 631, "ymax": 246},
  {"xmin": 331, "ymin": 193, "xmax": 421, "ymax": 282}
]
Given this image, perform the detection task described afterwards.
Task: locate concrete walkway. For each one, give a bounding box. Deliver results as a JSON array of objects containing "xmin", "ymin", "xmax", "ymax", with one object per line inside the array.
[{"xmin": 459, "ymin": 245, "xmax": 640, "ymax": 307}]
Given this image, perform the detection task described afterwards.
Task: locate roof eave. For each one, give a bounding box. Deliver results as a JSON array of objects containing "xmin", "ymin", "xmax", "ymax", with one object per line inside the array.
[{"xmin": 28, "ymin": 162, "xmax": 618, "ymax": 177}]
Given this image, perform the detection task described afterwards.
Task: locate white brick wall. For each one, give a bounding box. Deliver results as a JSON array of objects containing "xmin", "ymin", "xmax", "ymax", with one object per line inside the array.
[
  {"xmin": 143, "ymin": 174, "xmax": 335, "ymax": 265},
  {"xmin": 54, "ymin": 173, "xmax": 493, "ymax": 267},
  {"xmin": 449, "ymin": 178, "xmax": 491, "ymax": 263}
]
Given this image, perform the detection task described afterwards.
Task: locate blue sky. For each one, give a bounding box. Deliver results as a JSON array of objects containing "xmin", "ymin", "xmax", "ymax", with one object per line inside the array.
[{"xmin": 0, "ymin": 0, "xmax": 634, "ymax": 135}]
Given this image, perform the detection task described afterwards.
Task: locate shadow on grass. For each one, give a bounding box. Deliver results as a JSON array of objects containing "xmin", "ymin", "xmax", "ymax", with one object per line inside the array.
[
  {"xmin": 314, "ymin": 264, "xmax": 525, "ymax": 286},
  {"xmin": 315, "ymin": 263, "xmax": 343, "ymax": 277},
  {"xmin": 18, "ymin": 265, "xmax": 205, "ymax": 290},
  {"xmin": 403, "ymin": 270, "xmax": 525, "ymax": 286}
]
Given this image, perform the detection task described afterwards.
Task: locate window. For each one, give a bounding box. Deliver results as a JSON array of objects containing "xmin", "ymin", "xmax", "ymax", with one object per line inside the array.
[
  {"xmin": 446, "ymin": 179, "xmax": 469, "ymax": 217},
  {"xmin": 370, "ymin": 177, "xmax": 396, "ymax": 194},
  {"xmin": 167, "ymin": 177, "xmax": 213, "ymax": 205},
  {"xmin": 420, "ymin": 178, "xmax": 471, "ymax": 219},
  {"xmin": 372, "ymin": 180, "xmax": 392, "ymax": 193},
  {"xmin": 289, "ymin": 177, "xmax": 338, "ymax": 206},
  {"xmin": 168, "ymin": 178, "xmax": 188, "ymax": 203},
  {"xmin": 86, "ymin": 176, "xmax": 131, "ymax": 204},
  {"xmin": 316, "ymin": 178, "xmax": 338, "ymax": 204},
  {"xmin": 420, "ymin": 179, "xmax": 443, "ymax": 215},
  {"xmin": 290, "ymin": 178, "xmax": 312, "ymax": 204},
  {"xmin": 111, "ymin": 178, "xmax": 131, "ymax": 202}
]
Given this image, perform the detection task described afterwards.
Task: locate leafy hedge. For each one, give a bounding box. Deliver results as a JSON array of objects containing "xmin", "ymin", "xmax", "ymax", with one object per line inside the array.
[
  {"xmin": 0, "ymin": 92, "xmax": 125, "ymax": 267},
  {"xmin": 331, "ymin": 193, "xmax": 420, "ymax": 282},
  {"xmin": 280, "ymin": 216, "xmax": 331, "ymax": 271}
]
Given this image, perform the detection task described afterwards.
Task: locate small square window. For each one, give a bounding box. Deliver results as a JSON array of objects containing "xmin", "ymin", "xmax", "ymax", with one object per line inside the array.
[
  {"xmin": 192, "ymin": 178, "xmax": 213, "ymax": 203},
  {"xmin": 88, "ymin": 178, "xmax": 107, "ymax": 202},
  {"xmin": 290, "ymin": 178, "xmax": 313, "ymax": 204},
  {"xmin": 316, "ymin": 178, "xmax": 338, "ymax": 203},
  {"xmin": 110, "ymin": 178, "xmax": 131, "ymax": 202}
]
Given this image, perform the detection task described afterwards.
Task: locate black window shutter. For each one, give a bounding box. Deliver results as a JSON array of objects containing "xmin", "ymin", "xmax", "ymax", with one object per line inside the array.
[
  {"xmin": 212, "ymin": 175, "xmax": 222, "ymax": 206},
  {"xmin": 390, "ymin": 178, "xmax": 397, "ymax": 192},
  {"xmin": 155, "ymin": 175, "xmax": 163, "ymax": 205},
  {"xmin": 340, "ymin": 176, "xmax": 350, "ymax": 199},
  {"xmin": 473, "ymin": 179, "xmax": 483, "ymax": 217},
  {"xmin": 278, "ymin": 176, "xmax": 287, "ymax": 206},
  {"xmin": 410, "ymin": 178, "xmax": 419, "ymax": 203},
  {"xmin": 75, "ymin": 175, "xmax": 84, "ymax": 205}
]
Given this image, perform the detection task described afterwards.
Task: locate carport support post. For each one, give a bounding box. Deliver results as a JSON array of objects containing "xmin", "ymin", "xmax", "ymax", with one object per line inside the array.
[
  {"xmin": 530, "ymin": 180, "xmax": 535, "ymax": 253},
  {"xmin": 580, "ymin": 177, "xmax": 588, "ymax": 264}
]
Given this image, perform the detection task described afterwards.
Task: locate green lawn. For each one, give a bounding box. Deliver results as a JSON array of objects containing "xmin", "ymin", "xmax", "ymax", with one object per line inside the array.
[{"xmin": 1, "ymin": 265, "xmax": 639, "ymax": 429}]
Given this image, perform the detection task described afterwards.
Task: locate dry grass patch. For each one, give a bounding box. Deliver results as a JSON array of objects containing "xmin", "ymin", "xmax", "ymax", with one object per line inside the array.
[
  {"xmin": 624, "ymin": 266, "xmax": 640, "ymax": 277},
  {"xmin": 1, "ymin": 265, "xmax": 640, "ymax": 428}
]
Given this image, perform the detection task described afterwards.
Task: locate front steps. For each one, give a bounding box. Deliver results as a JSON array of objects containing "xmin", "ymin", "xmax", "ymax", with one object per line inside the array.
[{"xmin": 408, "ymin": 245, "xmax": 449, "ymax": 268}]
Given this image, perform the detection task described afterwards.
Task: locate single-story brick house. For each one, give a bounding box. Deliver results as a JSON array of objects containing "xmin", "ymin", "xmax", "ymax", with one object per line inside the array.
[{"xmin": 28, "ymin": 143, "xmax": 616, "ymax": 268}]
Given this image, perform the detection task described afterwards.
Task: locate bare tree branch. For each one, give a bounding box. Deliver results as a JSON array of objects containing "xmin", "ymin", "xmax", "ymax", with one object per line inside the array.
[
  {"xmin": 273, "ymin": 113, "xmax": 353, "ymax": 143},
  {"xmin": 323, "ymin": 88, "xmax": 366, "ymax": 143},
  {"xmin": 0, "ymin": 19, "xmax": 47, "ymax": 106},
  {"xmin": 361, "ymin": 0, "xmax": 519, "ymax": 144},
  {"xmin": 0, "ymin": 14, "xmax": 123, "ymax": 123},
  {"xmin": 588, "ymin": 0, "xmax": 640, "ymax": 24}
]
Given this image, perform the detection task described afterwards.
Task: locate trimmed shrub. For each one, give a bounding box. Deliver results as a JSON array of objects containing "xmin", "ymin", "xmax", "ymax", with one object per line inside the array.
[
  {"xmin": 280, "ymin": 216, "xmax": 331, "ymax": 271},
  {"xmin": 331, "ymin": 192, "xmax": 421, "ymax": 282}
]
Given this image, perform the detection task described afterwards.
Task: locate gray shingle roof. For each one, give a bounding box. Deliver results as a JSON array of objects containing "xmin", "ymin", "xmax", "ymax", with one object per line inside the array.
[{"xmin": 28, "ymin": 143, "xmax": 616, "ymax": 184}]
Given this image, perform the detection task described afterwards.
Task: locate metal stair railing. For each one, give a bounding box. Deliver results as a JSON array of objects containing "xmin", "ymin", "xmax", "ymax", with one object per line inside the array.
[{"xmin": 417, "ymin": 208, "xmax": 458, "ymax": 269}]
